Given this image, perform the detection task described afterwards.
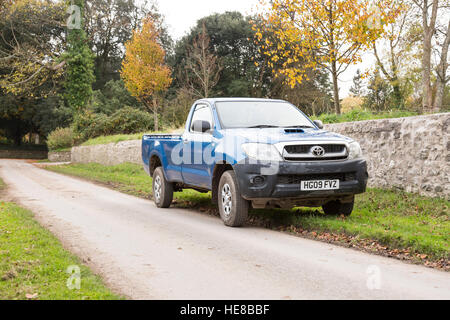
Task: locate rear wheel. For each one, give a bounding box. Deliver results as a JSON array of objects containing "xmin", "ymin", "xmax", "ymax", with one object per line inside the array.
[
  {"xmin": 322, "ymin": 197, "xmax": 354, "ymax": 216},
  {"xmin": 218, "ymin": 170, "xmax": 249, "ymax": 227},
  {"xmin": 152, "ymin": 167, "xmax": 173, "ymax": 208}
]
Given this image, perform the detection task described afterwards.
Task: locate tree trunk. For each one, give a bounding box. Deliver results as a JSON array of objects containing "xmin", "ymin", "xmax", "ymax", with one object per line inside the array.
[
  {"xmin": 13, "ymin": 125, "xmax": 21, "ymax": 146},
  {"xmin": 417, "ymin": 0, "xmax": 438, "ymax": 112},
  {"xmin": 152, "ymin": 98, "xmax": 159, "ymax": 132},
  {"xmin": 434, "ymin": 21, "xmax": 450, "ymax": 111},
  {"xmin": 392, "ymin": 81, "xmax": 403, "ymax": 108},
  {"xmin": 331, "ymin": 61, "xmax": 341, "ymax": 114},
  {"xmin": 422, "ymin": 32, "xmax": 433, "ymax": 111}
]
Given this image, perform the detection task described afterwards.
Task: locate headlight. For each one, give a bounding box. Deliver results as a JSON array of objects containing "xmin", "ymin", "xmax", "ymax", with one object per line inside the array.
[
  {"xmin": 241, "ymin": 143, "xmax": 282, "ymax": 161},
  {"xmin": 348, "ymin": 141, "xmax": 363, "ymax": 159}
]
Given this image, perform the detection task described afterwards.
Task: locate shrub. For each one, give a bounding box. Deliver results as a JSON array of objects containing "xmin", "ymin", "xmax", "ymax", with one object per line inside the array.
[
  {"xmin": 108, "ymin": 107, "xmax": 154, "ymax": 134},
  {"xmin": 46, "ymin": 127, "xmax": 74, "ymax": 151},
  {"xmin": 72, "ymin": 107, "xmax": 154, "ymax": 143},
  {"xmin": 72, "ymin": 112, "xmax": 110, "ymax": 143}
]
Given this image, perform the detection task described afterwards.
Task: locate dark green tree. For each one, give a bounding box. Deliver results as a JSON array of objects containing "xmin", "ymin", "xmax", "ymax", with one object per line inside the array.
[
  {"xmin": 350, "ymin": 69, "xmax": 364, "ymax": 97},
  {"xmin": 90, "ymin": 80, "xmax": 141, "ymax": 115},
  {"xmin": 171, "ymin": 12, "xmax": 331, "ymax": 116},
  {"xmin": 85, "ymin": 0, "xmax": 173, "ymax": 90},
  {"xmin": 64, "ymin": 0, "xmax": 95, "ymax": 113},
  {"xmin": 364, "ymin": 68, "xmax": 391, "ymax": 111}
]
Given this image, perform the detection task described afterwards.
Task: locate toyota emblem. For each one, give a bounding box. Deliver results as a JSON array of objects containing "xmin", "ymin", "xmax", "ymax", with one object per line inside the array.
[{"xmin": 311, "ymin": 146, "xmax": 325, "ymax": 157}]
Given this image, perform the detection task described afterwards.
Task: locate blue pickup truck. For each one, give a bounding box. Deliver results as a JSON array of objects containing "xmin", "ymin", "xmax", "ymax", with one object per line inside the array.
[{"xmin": 142, "ymin": 98, "xmax": 368, "ymax": 227}]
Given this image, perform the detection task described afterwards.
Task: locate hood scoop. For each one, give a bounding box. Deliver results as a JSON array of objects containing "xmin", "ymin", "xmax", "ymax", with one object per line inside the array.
[{"xmin": 284, "ymin": 128, "xmax": 305, "ymax": 133}]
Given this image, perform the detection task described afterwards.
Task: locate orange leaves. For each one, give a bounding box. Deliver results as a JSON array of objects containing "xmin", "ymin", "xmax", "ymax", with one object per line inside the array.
[
  {"xmin": 255, "ymin": 0, "xmax": 400, "ymax": 88},
  {"xmin": 121, "ymin": 17, "xmax": 172, "ymax": 107}
]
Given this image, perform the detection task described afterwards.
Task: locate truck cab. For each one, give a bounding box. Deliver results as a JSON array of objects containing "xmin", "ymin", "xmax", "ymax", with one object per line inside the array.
[{"xmin": 142, "ymin": 98, "xmax": 368, "ymax": 227}]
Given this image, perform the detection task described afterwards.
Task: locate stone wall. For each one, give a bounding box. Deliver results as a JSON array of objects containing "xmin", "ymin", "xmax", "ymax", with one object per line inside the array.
[
  {"xmin": 0, "ymin": 149, "xmax": 47, "ymax": 160},
  {"xmin": 48, "ymin": 151, "xmax": 71, "ymax": 162},
  {"xmin": 325, "ymin": 113, "xmax": 449, "ymax": 199},
  {"xmin": 70, "ymin": 113, "xmax": 450, "ymax": 199},
  {"xmin": 71, "ymin": 140, "xmax": 141, "ymax": 166}
]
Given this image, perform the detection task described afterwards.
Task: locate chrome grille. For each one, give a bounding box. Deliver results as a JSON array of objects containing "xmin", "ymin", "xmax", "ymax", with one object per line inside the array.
[{"xmin": 282, "ymin": 143, "xmax": 348, "ymax": 161}]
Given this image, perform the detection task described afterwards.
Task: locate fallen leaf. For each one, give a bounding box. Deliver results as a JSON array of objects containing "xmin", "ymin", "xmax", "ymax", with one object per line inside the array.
[{"xmin": 26, "ymin": 293, "xmax": 38, "ymax": 299}]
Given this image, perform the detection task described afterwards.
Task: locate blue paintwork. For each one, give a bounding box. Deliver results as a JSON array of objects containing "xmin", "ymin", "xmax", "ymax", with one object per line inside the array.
[{"xmin": 142, "ymin": 98, "xmax": 355, "ymax": 190}]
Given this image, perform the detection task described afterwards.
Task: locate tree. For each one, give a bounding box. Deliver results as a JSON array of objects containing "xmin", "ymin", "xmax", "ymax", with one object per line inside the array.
[
  {"xmin": 350, "ymin": 69, "xmax": 364, "ymax": 97},
  {"xmin": 63, "ymin": 0, "xmax": 95, "ymax": 112},
  {"xmin": 0, "ymin": 0, "xmax": 66, "ymax": 98},
  {"xmin": 411, "ymin": 0, "xmax": 450, "ymax": 111},
  {"xmin": 173, "ymin": 12, "xmax": 256, "ymax": 97},
  {"xmin": 372, "ymin": 1, "xmax": 415, "ymax": 108},
  {"xmin": 364, "ymin": 68, "xmax": 391, "ymax": 111},
  {"xmin": 255, "ymin": 0, "xmax": 399, "ymax": 114},
  {"xmin": 411, "ymin": 0, "xmax": 438, "ymax": 111},
  {"xmin": 172, "ymin": 11, "xmax": 331, "ymax": 112},
  {"xmin": 90, "ymin": 80, "xmax": 141, "ymax": 115},
  {"xmin": 434, "ymin": 19, "xmax": 450, "ymax": 110},
  {"xmin": 84, "ymin": 0, "xmax": 173, "ymax": 90},
  {"xmin": 0, "ymin": 0, "xmax": 70, "ymax": 145},
  {"xmin": 121, "ymin": 16, "xmax": 172, "ymax": 131},
  {"xmin": 183, "ymin": 23, "xmax": 222, "ymax": 98}
]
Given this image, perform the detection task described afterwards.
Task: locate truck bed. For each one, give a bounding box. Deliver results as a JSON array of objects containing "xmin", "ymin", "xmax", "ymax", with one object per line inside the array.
[{"xmin": 143, "ymin": 134, "xmax": 182, "ymax": 140}]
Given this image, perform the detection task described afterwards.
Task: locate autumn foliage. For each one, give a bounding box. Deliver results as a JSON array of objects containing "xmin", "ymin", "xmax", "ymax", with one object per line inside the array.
[
  {"xmin": 255, "ymin": 0, "xmax": 401, "ymax": 114},
  {"xmin": 121, "ymin": 17, "xmax": 172, "ymax": 131}
]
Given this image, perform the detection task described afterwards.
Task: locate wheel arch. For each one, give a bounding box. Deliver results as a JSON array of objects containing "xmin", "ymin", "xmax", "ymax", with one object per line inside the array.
[
  {"xmin": 211, "ymin": 161, "xmax": 234, "ymax": 204},
  {"xmin": 149, "ymin": 153, "xmax": 162, "ymax": 177}
]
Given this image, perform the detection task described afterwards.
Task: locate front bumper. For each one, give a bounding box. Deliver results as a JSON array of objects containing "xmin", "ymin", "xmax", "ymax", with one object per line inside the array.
[{"xmin": 233, "ymin": 159, "xmax": 368, "ymax": 201}]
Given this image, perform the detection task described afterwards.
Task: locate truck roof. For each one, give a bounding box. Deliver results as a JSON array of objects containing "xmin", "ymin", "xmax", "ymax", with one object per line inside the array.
[{"xmin": 196, "ymin": 97, "xmax": 287, "ymax": 104}]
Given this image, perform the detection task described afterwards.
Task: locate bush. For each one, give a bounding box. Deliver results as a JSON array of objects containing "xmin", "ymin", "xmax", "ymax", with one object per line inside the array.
[
  {"xmin": 108, "ymin": 107, "xmax": 154, "ymax": 134},
  {"xmin": 46, "ymin": 127, "xmax": 74, "ymax": 151},
  {"xmin": 72, "ymin": 107, "xmax": 154, "ymax": 143}
]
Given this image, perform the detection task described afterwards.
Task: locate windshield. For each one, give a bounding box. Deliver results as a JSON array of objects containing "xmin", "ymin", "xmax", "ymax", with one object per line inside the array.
[{"xmin": 215, "ymin": 101, "xmax": 314, "ymax": 129}]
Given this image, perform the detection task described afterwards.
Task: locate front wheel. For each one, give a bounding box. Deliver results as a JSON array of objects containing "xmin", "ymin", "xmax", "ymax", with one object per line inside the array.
[
  {"xmin": 218, "ymin": 170, "xmax": 249, "ymax": 227},
  {"xmin": 322, "ymin": 197, "xmax": 354, "ymax": 216},
  {"xmin": 152, "ymin": 167, "xmax": 173, "ymax": 208}
]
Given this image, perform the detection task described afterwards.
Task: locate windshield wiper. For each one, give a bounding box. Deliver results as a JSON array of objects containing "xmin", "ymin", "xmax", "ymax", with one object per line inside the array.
[{"xmin": 248, "ymin": 125, "xmax": 281, "ymax": 128}]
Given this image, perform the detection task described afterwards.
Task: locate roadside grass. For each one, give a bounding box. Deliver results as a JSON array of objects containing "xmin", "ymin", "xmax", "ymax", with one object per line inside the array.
[
  {"xmin": 50, "ymin": 148, "xmax": 71, "ymax": 153},
  {"xmin": 311, "ymin": 109, "xmax": 420, "ymax": 124},
  {"xmin": 0, "ymin": 177, "xmax": 121, "ymax": 299},
  {"xmin": 45, "ymin": 163, "xmax": 449, "ymax": 267},
  {"xmin": 0, "ymin": 200, "xmax": 122, "ymax": 300},
  {"xmin": 80, "ymin": 128, "xmax": 183, "ymax": 147}
]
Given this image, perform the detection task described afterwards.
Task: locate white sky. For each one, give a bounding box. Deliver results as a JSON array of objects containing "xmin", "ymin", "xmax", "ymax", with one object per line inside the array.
[{"xmin": 156, "ymin": 0, "xmax": 374, "ymax": 98}]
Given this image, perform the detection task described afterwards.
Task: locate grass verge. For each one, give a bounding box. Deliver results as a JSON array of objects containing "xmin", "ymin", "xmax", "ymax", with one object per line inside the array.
[
  {"xmin": 45, "ymin": 163, "xmax": 449, "ymax": 270},
  {"xmin": 311, "ymin": 109, "xmax": 420, "ymax": 124},
  {"xmin": 0, "ymin": 177, "xmax": 121, "ymax": 300},
  {"xmin": 80, "ymin": 128, "xmax": 183, "ymax": 147}
]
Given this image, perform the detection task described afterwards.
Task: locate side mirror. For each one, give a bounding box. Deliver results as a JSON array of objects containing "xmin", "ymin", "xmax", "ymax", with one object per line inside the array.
[
  {"xmin": 192, "ymin": 120, "xmax": 212, "ymax": 133},
  {"xmin": 313, "ymin": 120, "xmax": 324, "ymax": 129}
]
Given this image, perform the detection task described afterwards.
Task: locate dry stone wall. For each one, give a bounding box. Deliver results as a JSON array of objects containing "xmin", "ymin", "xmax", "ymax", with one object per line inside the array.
[
  {"xmin": 71, "ymin": 113, "xmax": 450, "ymax": 198},
  {"xmin": 325, "ymin": 113, "xmax": 449, "ymax": 199},
  {"xmin": 71, "ymin": 140, "xmax": 141, "ymax": 166}
]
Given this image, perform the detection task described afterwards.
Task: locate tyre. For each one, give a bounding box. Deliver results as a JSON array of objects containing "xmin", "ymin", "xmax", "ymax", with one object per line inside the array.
[
  {"xmin": 322, "ymin": 197, "xmax": 354, "ymax": 216},
  {"xmin": 152, "ymin": 167, "xmax": 173, "ymax": 208},
  {"xmin": 218, "ymin": 170, "xmax": 249, "ymax": 227}
]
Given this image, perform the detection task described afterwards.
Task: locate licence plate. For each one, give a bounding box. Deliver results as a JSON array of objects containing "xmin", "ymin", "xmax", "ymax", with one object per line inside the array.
[{"xmin": 301, "ymin": 180, "xmax": 339, "ymax": 191}]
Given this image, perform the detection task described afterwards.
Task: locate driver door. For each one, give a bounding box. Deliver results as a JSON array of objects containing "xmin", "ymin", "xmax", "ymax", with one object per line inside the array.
[{"xmin": 181, "ymin": 103, "xmax": 215, "ymax": 189}]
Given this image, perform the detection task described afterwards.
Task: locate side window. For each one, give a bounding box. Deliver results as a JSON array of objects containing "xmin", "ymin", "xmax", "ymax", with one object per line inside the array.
[{"xmin": 190, "ymin": 104, "xmax": 213, "ymax": 132}]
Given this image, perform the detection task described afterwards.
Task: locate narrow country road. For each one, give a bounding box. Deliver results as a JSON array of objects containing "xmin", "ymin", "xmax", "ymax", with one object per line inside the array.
[{"xmin": 0, "ymin": 159, "xmax": 448, "ymax": 300}]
